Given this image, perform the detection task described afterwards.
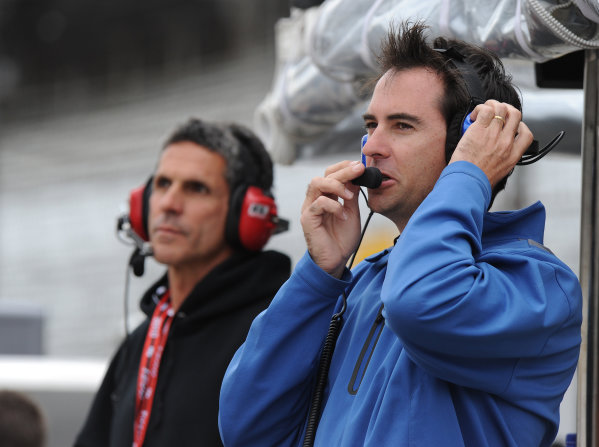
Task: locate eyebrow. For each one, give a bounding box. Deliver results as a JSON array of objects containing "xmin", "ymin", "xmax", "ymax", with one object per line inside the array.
[{"xmin": 362, "ymin": 112, "xmax": 423, "ymax": 125}]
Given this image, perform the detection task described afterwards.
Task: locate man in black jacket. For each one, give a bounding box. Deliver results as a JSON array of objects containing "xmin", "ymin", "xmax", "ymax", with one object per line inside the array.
[{"xmin": 75, "ymin": 118, "xmax": 291, "ymax": 447}]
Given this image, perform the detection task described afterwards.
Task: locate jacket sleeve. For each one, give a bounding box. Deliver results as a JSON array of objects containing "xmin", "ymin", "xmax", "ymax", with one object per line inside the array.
[
  {"xmin": 218, "ymin": 252, "xmax": 351, "ymax": 447},
  {"xmin": 382, "ymin": 161, "xmax": 582, "ymax": 395}
]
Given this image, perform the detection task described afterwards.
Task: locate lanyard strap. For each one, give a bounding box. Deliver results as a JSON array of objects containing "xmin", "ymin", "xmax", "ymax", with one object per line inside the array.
[{"xmin": 133, "ymin": 290, "xmax": 174, "ymax": 447}]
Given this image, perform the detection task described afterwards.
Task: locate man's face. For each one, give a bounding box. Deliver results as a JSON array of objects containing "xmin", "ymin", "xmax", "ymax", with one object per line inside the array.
[
  {"xmin": 148, "ymin": 141, "xmax": 232, "ymax": 270},
  {"xmin": 362, "ymin": 67, "xmax": 448, "ymax": 230}
]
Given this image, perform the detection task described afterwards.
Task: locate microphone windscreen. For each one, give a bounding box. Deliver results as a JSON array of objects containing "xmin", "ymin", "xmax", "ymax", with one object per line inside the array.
[{"xmin": 351, "ymin": 167, "xmax": 382, "ymax": 189}]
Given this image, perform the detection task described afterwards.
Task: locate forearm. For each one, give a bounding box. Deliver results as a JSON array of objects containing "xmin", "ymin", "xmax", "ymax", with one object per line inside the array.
[{"xmin": 219, "ymin": 252, "xmax": 351, "ymax": 446}]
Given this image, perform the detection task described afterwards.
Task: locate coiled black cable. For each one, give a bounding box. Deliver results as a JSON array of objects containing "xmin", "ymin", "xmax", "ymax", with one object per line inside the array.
[
  {"xmin": 302, "ymin": 202, "xmax": 374, "ymax": 447},
  {"xmin": 302, "ymin": 315, "xmax": 343, "ymax": 447}
]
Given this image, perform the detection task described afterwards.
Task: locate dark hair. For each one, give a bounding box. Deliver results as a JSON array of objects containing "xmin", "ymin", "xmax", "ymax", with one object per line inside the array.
[
  {"xmin": 162, "ymin": 118, "xmax": 274, "ymax": 192},
  {"xmin": 0, "ymin": 390, "xmax": 45, "ymax": 447},
  {"xmin": 376, "ymin": 21, "xmax": 522, "ymax": 203}
]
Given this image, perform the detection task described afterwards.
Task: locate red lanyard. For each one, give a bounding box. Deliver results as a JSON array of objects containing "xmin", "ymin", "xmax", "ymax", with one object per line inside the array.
[{"xmin": 133, "ymin": 290, "xmax": 174, "ymax": 447}]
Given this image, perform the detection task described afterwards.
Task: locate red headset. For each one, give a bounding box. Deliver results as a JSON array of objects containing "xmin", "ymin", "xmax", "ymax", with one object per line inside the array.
[{"xmin": 126, "ymin": 177, "xmax": 288, "ymax": 252}]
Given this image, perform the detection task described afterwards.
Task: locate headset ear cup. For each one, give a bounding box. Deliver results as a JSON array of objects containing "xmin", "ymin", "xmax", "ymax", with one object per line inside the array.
[
  {"xmin": 238, "ymin": 186, "xmax": 278, "ymax": 251},
  {"xmin": 141, "ymin": 178, "xmax": 152, "ymax": 239},
  {"xmin": 225, "ymin": 185, "xmax": 245, "ymax": 249},
  {"xmin": 129, "ymin": 177, "xmax": 153, "ymax": 242},
  {"xmin": 445, "ymin": 113, "xmax": 464, "ymax": 163},
  {"xmin": 226, "ymin": 185, "xmax": 278, "ymax": 251},
  {"xmin": 445, "ymin": 99, "xmax": 481, "ymax": 163}
]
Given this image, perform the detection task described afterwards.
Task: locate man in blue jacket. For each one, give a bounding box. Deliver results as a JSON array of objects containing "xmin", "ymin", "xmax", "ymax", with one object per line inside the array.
[{"xmin": 219, "ymin": 22, "xmax": 582, "ymax": 447}]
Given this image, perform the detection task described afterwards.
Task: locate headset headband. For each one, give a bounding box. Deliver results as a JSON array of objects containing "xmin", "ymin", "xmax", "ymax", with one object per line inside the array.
[
  {"xmin": 434, "ymin": 47, "xmax": 485, "ymax": 104},
  {"xmin": 434, "ymin": 46, "xmax": 564, "ymax": 165},
  {"xmin": 434, "ymin": 47, "xmax": 485, "ymax": 162}
]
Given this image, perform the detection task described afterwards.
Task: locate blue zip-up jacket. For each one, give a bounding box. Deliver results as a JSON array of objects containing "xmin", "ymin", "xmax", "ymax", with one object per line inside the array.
[{"xmin": 219, "ymin": 161, "xmax": 582, "ymax": 447}]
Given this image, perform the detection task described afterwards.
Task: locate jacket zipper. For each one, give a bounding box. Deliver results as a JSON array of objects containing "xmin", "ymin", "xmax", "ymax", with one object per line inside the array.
[{"xmin": 347, "ymin": 304, "xmax": 385, "ymax": 395}]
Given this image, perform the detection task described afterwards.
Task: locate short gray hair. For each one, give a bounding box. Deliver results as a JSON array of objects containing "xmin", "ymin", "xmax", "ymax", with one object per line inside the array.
[{"xmin": 162, "ymin": 118, "xmax": 273, "ymax": 191}]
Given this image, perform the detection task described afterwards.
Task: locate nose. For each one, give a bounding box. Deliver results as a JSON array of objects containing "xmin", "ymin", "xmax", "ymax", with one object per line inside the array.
[
  {"xmin": 157, "ymin": 184, "xmax": 183, "ymax": 214},
  {"xmin": 361, "ymin": 130, "xmax": 390, "ymax": 163}
]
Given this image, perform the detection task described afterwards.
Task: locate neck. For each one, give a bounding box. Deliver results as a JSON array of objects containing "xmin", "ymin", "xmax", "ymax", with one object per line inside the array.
[
  {"xmin": 384, "ymin": 213, "xmax": 408, "ymax": 234},
  {"xmin": 372, "ymin": 207, "xmax": 410, "ymax": 235},
  {"xmin": 166, "ymin": 250, "xmax": 234, "ymax": 312},
  {"xmin": 394, "ymin": 219, "xmax": 407, "ymax": 234}
]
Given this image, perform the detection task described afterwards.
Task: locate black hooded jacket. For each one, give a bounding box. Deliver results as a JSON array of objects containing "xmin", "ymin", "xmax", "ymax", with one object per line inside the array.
[{"xmin": 75, "ymin": 250, "xmax": 291, "ymax": 447}]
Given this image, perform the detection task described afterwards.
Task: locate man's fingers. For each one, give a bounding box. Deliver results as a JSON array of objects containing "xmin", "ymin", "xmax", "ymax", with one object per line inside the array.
[
  {"xmin": 452, "ymin": 100, "xmax": 535, "ymax": 188},
  {"xmin": 299, "ymin": 159, "xmax": 365, "ymax": 277},
  {"xmin": 501, "ymin": 106, "xmax": 521, "ymax": 133},
  {"xmin": 514, "ymin": 121, "xmax": 534, "ymax": 157},
  {"xmin": 303, "ymin": 161, "xmax": 364, "ymax": 210},
  {"xmin": 306, "ymin": 195, "xmax": 349, "ymax": 221},
  {"xmin": 305, "ymin": 176, "xmax": 353, "ymax": 203},
  {"xmin": 470, "ymin": 101, "xmax": 511, "ymax": 129},
  {"xmin": 325, "ymin": 160, "xmax": 365, "ymax": 183},
  {"xmin": 324, "ymin": 160, "xmax": 356, "ymax": 177}
]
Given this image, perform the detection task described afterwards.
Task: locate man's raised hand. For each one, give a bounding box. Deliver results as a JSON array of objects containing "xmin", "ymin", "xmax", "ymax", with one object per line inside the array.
[{"xmin": 300, "ymin": 160, "xmax": 365, "ymax": 278}]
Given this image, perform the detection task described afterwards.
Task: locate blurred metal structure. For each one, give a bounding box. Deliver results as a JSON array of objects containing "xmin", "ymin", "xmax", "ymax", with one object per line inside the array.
[
  {"xmin": 578, "ymin": 48, "xmax": 599, "ymax": 447},
  {"xmin": 255, "ymin": 0, "xmax": 599, "ymax": 165}
]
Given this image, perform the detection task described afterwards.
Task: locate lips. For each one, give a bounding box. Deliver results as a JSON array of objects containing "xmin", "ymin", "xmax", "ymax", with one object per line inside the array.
[
  {"xmin": 157, "ymin": 227, "xmax": 179, "ymax": 233},
  {"xmin": 155, "ymin": 225, "xmax": 183, "ymax": 235},
  {"xmin": 375, "ymin": 169, "xmax": 393, "ymax": 183}
]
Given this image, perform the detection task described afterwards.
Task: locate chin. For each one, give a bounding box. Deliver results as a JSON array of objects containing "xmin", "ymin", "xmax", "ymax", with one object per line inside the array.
[
  {"xmin": 151, "ymin": 246, "xmax": 182, "ymax": 266},
  {"xmin": 151, "ymin": 254, "xmax": 173, "ymax": 267},
  {"xmin": 367, "ymin": 195, "xmax": 389, "ymax": 214},
  {"xmin": 368, "ymin": 197, "xmax": 405, "ymax": 223}
]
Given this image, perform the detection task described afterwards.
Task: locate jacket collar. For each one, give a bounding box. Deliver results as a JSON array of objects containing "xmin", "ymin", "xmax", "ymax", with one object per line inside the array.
[{"xmin": 483, "ymin": 201, "xmax": 545, "ymax": 245}]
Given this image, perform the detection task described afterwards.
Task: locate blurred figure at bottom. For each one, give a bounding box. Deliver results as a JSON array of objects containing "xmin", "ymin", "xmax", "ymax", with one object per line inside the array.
[{"xmin": 0, "ymin": 389, "xmax": 46, "ymax": 447}]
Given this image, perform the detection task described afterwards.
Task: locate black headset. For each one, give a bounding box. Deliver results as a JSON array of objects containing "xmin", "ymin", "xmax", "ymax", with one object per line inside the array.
[
  {"xmin": 436, "ymin": 46, "xmax": 563, "ymax": 165},
  {"xmin": 435, "ymin": 47, "xmax": 486, "ymax": 163}
]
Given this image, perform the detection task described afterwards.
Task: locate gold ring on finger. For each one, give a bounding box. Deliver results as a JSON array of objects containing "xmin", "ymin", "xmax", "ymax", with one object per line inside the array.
[{"xmin": 493, "ymin": 115, "xmax": 505, "ymax": 125}]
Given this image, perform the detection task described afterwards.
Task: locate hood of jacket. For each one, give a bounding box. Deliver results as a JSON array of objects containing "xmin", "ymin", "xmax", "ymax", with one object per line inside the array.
[{"xmin": 139, "ymin": 249, "xmax": 290, "ymax": 332}]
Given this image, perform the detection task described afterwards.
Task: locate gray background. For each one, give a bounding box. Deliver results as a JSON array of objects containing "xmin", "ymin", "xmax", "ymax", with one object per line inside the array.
[{"xmin": 0, "ymin": 2, "xmax": 583, "ymax": 445}]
